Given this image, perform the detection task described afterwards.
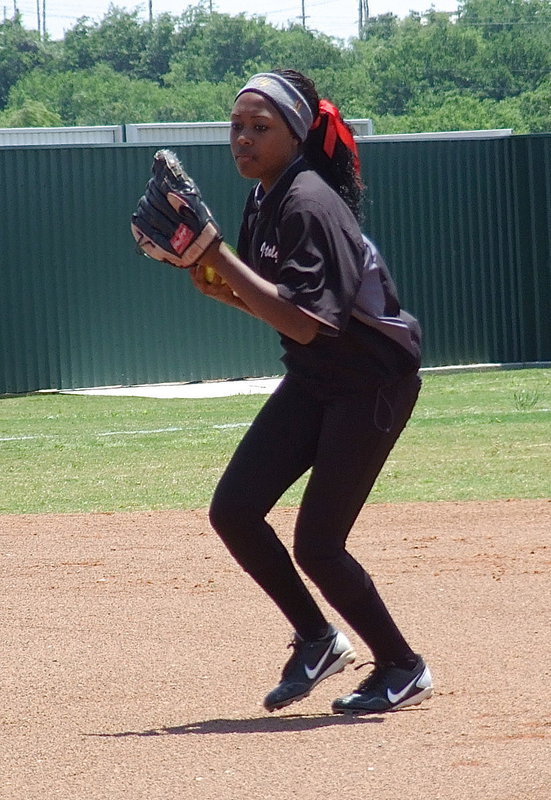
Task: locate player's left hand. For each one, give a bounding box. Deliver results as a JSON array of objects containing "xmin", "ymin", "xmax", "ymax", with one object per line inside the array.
[
  {"xmin": 189, "ymin": 264, "xmax": 250, "ymax": 312},
  {"xmin": 190, "ymin": 263, "xmax": 231, "ymax": 298},
  {"xmin": 131, "ymin": 149, "xmax": 222, "ymax": 269}
]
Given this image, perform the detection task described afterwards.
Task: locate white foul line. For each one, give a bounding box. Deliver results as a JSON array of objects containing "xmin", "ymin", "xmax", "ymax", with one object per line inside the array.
[{"xmin": 1, "ymin": 424, "xmax": 251, "ymax": 443}]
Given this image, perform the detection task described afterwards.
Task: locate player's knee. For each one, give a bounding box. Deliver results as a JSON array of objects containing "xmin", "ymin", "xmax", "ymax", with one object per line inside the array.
[
  {"xmin": 294, "ymin": 541, "xmax": 337, "ymax": 587},
  {"xmin": 209, "ymin": 493, "xmax": 242, "ymax": 537},
  {"xmin": 209, "ymin": 493, "xmax": 279, "ymax": 578},
  {"xmin": 209, "ymin": 488, "xmax": 263, "ymax": 539}
]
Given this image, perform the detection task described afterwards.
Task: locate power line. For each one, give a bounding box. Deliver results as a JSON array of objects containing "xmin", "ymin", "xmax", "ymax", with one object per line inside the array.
[{"xmin": 10, "ymin": 0, "xmax": 551, "ymax": 40}]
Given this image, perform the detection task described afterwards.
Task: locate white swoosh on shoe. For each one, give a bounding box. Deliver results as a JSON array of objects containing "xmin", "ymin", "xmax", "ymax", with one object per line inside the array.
[
  {"xmin": 304, "ymin": 645, "xmax": 333, "ymax": 681},
  {"xmin": 387, "ymin": 675, "xmax": 422, "ymax": 705}
]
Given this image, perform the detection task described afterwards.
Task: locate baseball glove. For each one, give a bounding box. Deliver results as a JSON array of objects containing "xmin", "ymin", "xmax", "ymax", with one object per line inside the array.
[{"xmin": 131, "ymin": 149, "xmax": 222, "ymax": 269}]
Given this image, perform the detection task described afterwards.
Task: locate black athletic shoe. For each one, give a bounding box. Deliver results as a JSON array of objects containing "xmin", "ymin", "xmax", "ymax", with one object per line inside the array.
[
  {"xmin": 263, "ymin": 627, "xmax": 356, "ymax": 712},
  {"xmin": 331, "ymin": 655, "xmax": 433, "ymax": 715}
]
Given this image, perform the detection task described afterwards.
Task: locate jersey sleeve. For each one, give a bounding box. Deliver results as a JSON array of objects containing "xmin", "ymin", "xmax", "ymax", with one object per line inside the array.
[{"xmin": 275, "ymin": 200, "xmax": 364, "ymax": 335}]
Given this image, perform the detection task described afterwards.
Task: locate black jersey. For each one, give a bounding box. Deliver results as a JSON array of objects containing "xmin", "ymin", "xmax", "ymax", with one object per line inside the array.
[{"xmin": 237, "ymin": 157, "xmax": 421, "ymax": 388}]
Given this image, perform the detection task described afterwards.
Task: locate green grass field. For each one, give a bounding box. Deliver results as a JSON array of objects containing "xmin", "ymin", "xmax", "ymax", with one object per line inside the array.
[{"xmin": 0, "ymin": 368, "xmax": 549, "ymax": 514}]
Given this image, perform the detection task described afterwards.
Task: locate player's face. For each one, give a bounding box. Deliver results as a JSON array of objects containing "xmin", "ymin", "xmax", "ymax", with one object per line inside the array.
[{"xmin": 230, "ymin": 92, "xmax": 301, "ymax": 192}]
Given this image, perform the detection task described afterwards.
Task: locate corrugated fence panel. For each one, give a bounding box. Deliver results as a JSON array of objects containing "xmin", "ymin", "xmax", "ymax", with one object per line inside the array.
[
  {"xmin": 1, "ymin": 135, "xmax": 549, "ymax": 394},
  {"xmin": 510, "ymin": 135, "xmax": 551, "ymax": 363},
  {"xmin": 359, "ymin": 135, "xmax": 532, "ymax": 367},
  {"xmin": 0, "ymin": 125, "xmax": 123, "ymax": 145},
  {"xmin": 1, "ymin": 143, "xmax": 281, "ymax": 394}
]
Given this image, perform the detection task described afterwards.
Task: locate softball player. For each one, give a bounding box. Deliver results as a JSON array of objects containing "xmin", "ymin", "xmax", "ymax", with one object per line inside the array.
[{"xmin": 191, "ymin": 69, "xmax": 433, "ymax": 715}]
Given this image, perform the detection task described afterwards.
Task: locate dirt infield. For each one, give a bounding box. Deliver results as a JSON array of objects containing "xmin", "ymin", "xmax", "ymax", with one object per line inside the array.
[{"xmin": 2, "ymin": 499, "xmax": 550, "ymax": 800}]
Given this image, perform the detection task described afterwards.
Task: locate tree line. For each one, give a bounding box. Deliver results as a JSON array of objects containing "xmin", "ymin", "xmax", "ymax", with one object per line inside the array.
[{"xmin": 0, "ymin": 0, "xmax": 549, "ymax": 134}]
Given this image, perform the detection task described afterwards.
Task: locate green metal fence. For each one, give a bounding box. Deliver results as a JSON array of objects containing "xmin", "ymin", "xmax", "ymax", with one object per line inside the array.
[
  {"xmin": 361, "ymin": 134, "xmax": 550, "ymax": 367},
  {"xmin": 1, "ymin": 134, "xmax": 549, "ymax": 395}
]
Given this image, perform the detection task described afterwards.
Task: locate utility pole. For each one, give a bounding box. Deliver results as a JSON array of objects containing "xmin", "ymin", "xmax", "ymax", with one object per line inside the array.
[
  {"xmin": 36, "ymin": 0, "xmax": 40, "ymax": 37},
  {"xmin": 358, "ymin": 0, "xmax": 369, "ymax": 37},
  {"xmin": 42, "ymin": 0, "xmax": 46, "ymax": 38},
  {"xmin": 149, "ymin": 0, "xmax": 152, "ymax": 24},
  {"xmin": 300, "ymin": 0, "xmax": 307, "ymax": 28}
]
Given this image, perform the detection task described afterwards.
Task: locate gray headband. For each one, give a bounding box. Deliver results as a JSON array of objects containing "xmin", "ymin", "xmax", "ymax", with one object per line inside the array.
[{"xmin": 235, "ymin": 73, "xmax": 313, "ymax": 142}]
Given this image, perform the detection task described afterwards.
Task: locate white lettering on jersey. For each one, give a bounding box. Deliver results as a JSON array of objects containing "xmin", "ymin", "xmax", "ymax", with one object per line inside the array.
[{"xmin": 260, "ymin": 241, "xmax": 278, "ymax": 261}]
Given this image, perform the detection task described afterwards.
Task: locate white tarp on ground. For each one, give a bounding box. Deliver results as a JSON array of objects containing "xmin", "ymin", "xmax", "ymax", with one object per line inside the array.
[{"xmin": 64, "ymin": 377, "xmax": 282, "ymax": 399}]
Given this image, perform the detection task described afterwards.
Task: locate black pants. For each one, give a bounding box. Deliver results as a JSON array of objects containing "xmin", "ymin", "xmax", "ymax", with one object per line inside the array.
[{"xmin": 209, "ymin": 370, "xmax": 422, "ymax": 664}]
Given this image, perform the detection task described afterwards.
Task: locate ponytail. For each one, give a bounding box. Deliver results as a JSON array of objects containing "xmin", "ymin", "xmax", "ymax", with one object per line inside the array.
[{"xmin": 273, "ymin": 69, "xmax": 364, "ymax": 221}]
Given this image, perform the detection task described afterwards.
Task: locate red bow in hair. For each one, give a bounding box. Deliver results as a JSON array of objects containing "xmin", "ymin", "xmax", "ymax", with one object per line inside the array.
[{"xmin": 311, "ymin": 99, "xmax": 361, "ymax": 176}]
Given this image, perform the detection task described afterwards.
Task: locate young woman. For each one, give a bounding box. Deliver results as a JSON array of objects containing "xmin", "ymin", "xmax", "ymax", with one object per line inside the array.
[{"xmin": 191, "ymin": 70, "xmax": 433, "ymax": 715}]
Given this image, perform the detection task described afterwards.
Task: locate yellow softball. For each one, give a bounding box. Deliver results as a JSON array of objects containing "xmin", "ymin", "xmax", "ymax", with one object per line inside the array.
[{"xmin": 203, "ymin": 265, "xmax": 219, "ymax": 283}]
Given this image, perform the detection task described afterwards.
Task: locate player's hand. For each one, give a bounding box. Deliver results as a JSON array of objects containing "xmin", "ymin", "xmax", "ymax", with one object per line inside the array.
[
  {"xmin": 189, "ymin": 264, "xmax": 244, "ymax": 308},
  {"xmin": 190, "ymin": 263, "xmax": 224, "ymax": 294}
]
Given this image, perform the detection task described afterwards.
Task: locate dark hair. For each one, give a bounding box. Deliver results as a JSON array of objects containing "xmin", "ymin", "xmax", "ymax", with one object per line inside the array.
[{"xmin": 273, "ymin": 69, "xmax": 364, "ymax": 222}]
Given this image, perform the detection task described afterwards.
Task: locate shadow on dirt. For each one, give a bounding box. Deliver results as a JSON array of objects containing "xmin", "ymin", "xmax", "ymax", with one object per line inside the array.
[{"xmin": 85, "ymin": 713, "xmax": 385, "ymax": 737}]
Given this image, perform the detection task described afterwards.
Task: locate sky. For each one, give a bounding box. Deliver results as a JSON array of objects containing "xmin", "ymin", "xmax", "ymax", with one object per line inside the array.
[{"xmin": 14, "ymin": 0, "xmax": 459, "ymax": 43}]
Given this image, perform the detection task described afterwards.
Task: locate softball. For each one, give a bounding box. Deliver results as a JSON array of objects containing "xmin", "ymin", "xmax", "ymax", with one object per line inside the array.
[
  {"xmin": 203, "ymin": 242, "xmax": 234, "ymax": 284},
  {"xmin": 203, "ymin": 265, "xmax": 223, "ymax": 284}
]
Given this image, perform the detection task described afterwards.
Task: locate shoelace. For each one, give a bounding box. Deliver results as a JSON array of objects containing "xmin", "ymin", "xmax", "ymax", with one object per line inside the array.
[
  {"xmin": 353, "ymin": 661, "xmax": 394, "ymax": 693},
  {"xmin": 280, "ymin": 638, "xmax": 302, "ymax": 678}
]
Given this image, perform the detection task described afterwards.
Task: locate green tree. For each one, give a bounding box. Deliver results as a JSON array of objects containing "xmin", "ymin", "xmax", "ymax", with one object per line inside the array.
[
  {"xmin": 136, "ymin": 12, "xmax": 183, "ymax": 82},
  {"xmin": 365, "ymin": 12, "xmax": 486, "ymax": 116},
  {"xmin": 265, "ymin": 24, "xmax": 346, "ymax": 73},
  {"xmin": 306, "ymin": 64, "xmax": 376, "ymax": 118},
  {"xmin": 373, "ymin": 90, "xmax": 521, "ymax": 134},
  {"xmin": 166, "ymin": 12, "xmax": 347, "ymax": 85},
  {"xmin": 0, "ymin": 99, "xmax": 63, "ymax": 127},
  {"xmin": 518, "ymin": 76, "xmax": 551, "ymax": 132},
  {"xmin": 499, "ymin": 76, "xmax": 551, "ymax": 132},
  {"xmin": 62, "ymin": 7, "xmax": 147, "ymax": 75},
  {"xmin": 361, "ymin": 12, "xmax": 400, "ymax": 41},
  {"xmin": 168, "ymin": 79, "xmax": 241, "ymax": 120},
  {"xmin": 3, "ymin": 2, "xmax": 550, "ymax": 133},
  {"xmin": 61, "ymin": 18, "xmax": 100, "ymax": 71},
  {"xmin": 0, "ymin": 14, "xmax": 52, "ymax": 108},
  {"xmin": 6, "ymin": 64, "xmax": 176, "ymax": 125},
  {"xmin": 166, "ymin": 13, "xmax": 278, "ymax": 83},
  {"xmin": 457, "ymin": 0, "xmax": 551, "ymax": 98}
]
